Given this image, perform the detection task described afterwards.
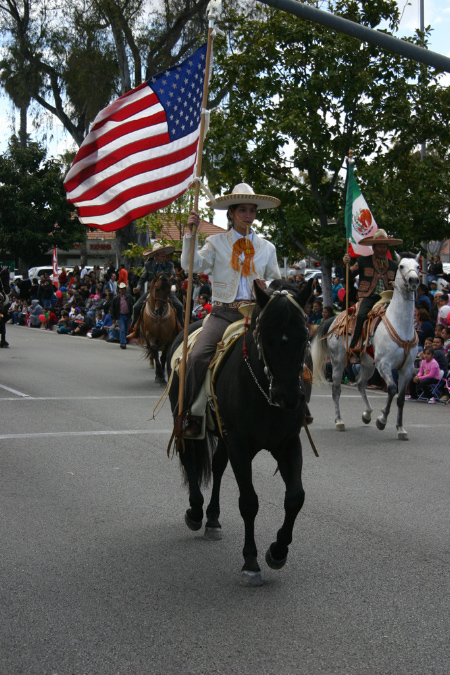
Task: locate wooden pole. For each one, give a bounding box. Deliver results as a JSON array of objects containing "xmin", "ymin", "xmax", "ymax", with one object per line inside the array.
[
  {"xmin": 344, "ymin": 150, "xmax": 353, "ymax": 367},
  {"xmin": 177, "ymin": 23, "xmax": 215, "ymax": 424}
]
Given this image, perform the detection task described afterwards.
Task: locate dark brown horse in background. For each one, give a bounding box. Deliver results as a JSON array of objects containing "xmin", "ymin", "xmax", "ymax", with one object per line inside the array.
[{"xmin": 139, "ymin": 272, "xmax": 181, "ymax": 385}]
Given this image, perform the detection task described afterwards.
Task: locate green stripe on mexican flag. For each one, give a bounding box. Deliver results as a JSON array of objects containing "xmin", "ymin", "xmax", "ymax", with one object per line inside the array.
[{"xmin": 345, "ymin": 161, "xmax": 377, "ymax": 257}]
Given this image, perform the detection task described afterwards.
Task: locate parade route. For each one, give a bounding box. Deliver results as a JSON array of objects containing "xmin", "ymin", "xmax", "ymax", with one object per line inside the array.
[{"xmin": 1, "ymin": 325, "xmax": 448, "ymax": 674}]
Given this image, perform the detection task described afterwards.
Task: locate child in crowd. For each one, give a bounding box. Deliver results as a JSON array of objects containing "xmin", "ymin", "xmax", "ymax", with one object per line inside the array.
[
  {"xmin": 57, "ymin": 311, "xmax": 71, "ymax": 334},
  {"xmin": 408, "ymin": 347, "xmax": 441, "ymax": 401},
  {"xmin": 89, "ymin": 311, "xmax": 106, "ymax": 339}
]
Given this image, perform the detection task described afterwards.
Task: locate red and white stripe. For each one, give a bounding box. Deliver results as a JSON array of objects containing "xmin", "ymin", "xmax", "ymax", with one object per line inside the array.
[{"xmin": 64, "ymin": 83, "xmax": 201, "ymax": 232}]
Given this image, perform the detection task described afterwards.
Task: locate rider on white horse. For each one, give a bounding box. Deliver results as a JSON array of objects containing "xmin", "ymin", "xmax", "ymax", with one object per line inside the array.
[{"xmin": 343, "ymin": 229, "xmax": 403, "ymax": 364}]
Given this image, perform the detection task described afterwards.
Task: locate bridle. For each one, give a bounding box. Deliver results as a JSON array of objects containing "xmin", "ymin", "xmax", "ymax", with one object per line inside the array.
[
  {"xmin": 395, "ymin": 261, "xmax": 420, "ymax": 300},
  {"xmin": 244, "ymin": 290, "xmax": 307, "ymax": 407}
]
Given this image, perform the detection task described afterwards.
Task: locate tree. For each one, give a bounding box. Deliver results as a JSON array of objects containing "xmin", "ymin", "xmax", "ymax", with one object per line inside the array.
[
  {"xmin": 204, "ymin": 0, "xmax": 450, "ymax": 302},
  {"xmin": 0, "ymin": 136, "xmax": 86, "ymax": 270},
  {"xmin": 0, "ymin": 0, "xmax": 237, "ymax": 262}
]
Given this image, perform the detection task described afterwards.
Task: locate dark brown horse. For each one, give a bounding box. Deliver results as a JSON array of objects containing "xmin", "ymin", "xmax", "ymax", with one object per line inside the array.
[{"xmin": 139, "ymin": 272, "xmax": 180, "ymax": 385}]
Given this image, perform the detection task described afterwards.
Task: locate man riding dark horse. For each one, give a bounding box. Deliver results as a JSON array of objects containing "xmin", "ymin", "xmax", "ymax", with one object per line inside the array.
[
  {"xmin": 343, "ymin": 229, "xmax": 403, "ymax": 364},
  {"xmin": 127, "ymin": 242, "xmax": 184, "ymax": 340}
]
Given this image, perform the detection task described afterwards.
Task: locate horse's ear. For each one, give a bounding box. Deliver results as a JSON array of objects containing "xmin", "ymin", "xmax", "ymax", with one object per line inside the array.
[
  {"xmin": 253, "ymin": 281, "xmax": 270, "ymax": 309},
  {"xmin": 415, "ymin": 252, "xmax": 421, "ymax": 263},
  {"xmin": 395, "ymin": 252, "xmax": 401, "ymax": 263},
  {"xmin": 296, "ymin": 277, "xmax": 314, "ymax": 308}
]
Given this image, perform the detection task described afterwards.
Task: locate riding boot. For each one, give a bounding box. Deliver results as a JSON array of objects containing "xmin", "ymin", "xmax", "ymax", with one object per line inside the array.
[{"xmin": 126, "ymin": 323, "xmax": 137, "ymax": 340}]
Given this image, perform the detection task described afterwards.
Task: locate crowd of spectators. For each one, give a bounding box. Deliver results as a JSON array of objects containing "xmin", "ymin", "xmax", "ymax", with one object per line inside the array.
[
  {"xmin": 3, "ymin": 259, "xmax": 216, "ymax": 350},
  {"xmin": 4, "ymin": 261, "xmax": 143, "ymax": 350}
]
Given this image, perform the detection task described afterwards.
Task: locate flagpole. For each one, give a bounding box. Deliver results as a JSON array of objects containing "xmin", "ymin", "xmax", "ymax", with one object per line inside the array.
[
  {"xmin": 344, "ymin": 150, "xmax": 353, "ymax": 366},
  {"xmin": 177, "ymin": 13, "xmax": 216, "ymax": 430}
]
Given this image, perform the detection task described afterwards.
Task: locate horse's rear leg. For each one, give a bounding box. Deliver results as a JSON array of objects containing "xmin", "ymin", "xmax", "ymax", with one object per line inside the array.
[
  {"xmin": 204, "ymin": 439, "xmax": 228, "ymax": 541},
  {"xmin": 228, "ymin": 440, "xmax": 262, "ymax": 586},
  {"xmin": 266, "ymin": 437, "xmax": 304, "ymax": 570},
  {"xmin": 179, "ymin": 440, "xmax": 205, "ymax": 530},
  {"xmin": 357, "ymin": 358, "xmax": 375, "ymax": 425}
]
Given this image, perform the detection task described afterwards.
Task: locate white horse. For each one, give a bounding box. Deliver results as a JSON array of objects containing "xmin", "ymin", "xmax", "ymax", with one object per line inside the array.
[{"xmin": 311, "ymin": 254, "xmax": 420, "ymax": 440}]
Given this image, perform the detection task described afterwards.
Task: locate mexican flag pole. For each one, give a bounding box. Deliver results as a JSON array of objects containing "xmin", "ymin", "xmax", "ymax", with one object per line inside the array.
[{"xmin": 344, "ymin": 153, "xmax": 377, "ymax": 361}]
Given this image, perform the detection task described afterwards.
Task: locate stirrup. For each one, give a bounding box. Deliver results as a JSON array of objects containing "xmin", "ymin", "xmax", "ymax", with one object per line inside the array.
[{"xmin": 348, "ymin": 348, "xmax": 360, "ymax": 365}]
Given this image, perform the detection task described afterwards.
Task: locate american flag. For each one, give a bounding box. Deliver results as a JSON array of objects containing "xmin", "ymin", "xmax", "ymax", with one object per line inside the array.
[{"xmin": 64, "ymin": 44, "xmax": 208, "ymax": 232}]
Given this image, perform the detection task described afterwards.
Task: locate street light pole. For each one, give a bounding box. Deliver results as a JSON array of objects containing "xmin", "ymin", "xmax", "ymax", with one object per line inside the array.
[{"xmin": 419, "ymin": 0, "xmax": 428, "ymax": 284}]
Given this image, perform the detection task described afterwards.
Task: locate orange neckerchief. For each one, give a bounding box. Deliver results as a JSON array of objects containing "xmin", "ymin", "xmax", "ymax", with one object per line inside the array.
[
  {"xmin": 230, "ymin": 215, "xmax": 256, "ymax": 276},
  {"xmin": 231, "ymin": 237, "xmax": 256, "ymax": 276}
]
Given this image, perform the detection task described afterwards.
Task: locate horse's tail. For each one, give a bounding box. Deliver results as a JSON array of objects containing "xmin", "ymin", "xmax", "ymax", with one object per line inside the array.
[
  {"xmin": 181, "ymin": 431, "xmax": 216, "ymax": 488},
  {"xmin": 311, "ymin": 317, "xmax": 334, "ymax": 388}
]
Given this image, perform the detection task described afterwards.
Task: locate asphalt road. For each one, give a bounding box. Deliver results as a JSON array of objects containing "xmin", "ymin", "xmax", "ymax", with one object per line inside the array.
[{"xmin": 1, "ymin": 325, "xmax": 448, "ymax": 674}]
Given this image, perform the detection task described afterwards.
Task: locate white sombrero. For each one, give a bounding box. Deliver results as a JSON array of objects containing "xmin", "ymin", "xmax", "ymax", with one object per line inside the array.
[{"xmin": 206, "ymin": 183, "xmax": 280, "ymax": 211}]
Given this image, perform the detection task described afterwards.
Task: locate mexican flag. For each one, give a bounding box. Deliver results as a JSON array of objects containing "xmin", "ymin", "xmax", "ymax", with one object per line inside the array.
[{"xmin": 345, "ymin": 161, "xmax": 377, "ymax": 257}]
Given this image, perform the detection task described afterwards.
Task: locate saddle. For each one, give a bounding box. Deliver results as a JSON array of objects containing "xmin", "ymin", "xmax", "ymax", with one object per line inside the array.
[
  {"xmin": 326, "ymin": 293, "xmax": 393, "ymax": 355},
  {"xmin": 170, "ymin": 309, "xmax": 253, "ymax": 439}
]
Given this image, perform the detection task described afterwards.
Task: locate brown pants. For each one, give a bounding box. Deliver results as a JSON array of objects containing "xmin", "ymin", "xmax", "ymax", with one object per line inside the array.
[{"xmin": 183, "ymin": 305, "xmax": 243, "ymax": 412}]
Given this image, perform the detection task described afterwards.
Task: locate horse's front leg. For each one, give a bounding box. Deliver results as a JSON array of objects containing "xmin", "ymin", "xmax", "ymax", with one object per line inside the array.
[
  {"xmin": 395, "ymin": 367, "xmax": 411, "ymax": 440},
  {"xmin": 331, "ymin": 374, "xmax": 345, "ymax": 431},
  {"xmin": 266, "ymin": 436, "xmax": 304, "ymax": 570},
  {"xmin": 374, "ymin": 362, "xmax": 397, "ymax": 431},
  {"xmin": 204, "ymin": 438, "xmax": 228, "ymax": 540},
  {"xmin": 227, "ymin": 437, "xmax": 261, "ymax": 586},
  {"xmin": 152, "ymin": 347, "xmax": 165, "ymax": 385}
]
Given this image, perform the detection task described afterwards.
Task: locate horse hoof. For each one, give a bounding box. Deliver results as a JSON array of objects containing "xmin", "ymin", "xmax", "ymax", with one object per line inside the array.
[
  {"xmin": 335, "ymin": 420, "xmax": 346, "ymax": 431},
  {"xmin": 265, "ymin": 547, "xmax": 287, "ymax": 570},
  {"xmin": 240, "ymin": 570, "xmax": 263, "ymax": 587},
  {"xmin": 376, "ymin": 418, "xmax": 386, "ymax": 431},
  {"xmin": 185, "ymin": 511, "xmax": 202, "ymax": 531},
  {"xmin": 204, "ymin": 526, "xmax": 222, "ymax": 541},
  {"xmin": 397, "ymin": 428, "xmax": 408, "ymax": 441},
  {"xmin": 362, "ymin": 411, "xmax": 372, "ymax": 424}
]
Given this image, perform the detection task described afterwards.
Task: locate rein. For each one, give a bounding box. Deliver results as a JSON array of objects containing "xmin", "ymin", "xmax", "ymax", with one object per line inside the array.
[
  {"xmin": 244, "ymin": 290, "xmax": 306, "ymax": 407},
  {"xmin": 147, "ymin": 278, "xmax": 172, "ymax": 322}
]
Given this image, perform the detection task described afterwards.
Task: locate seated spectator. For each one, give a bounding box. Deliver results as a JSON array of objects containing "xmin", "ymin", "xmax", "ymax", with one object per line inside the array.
[
  {"xmin": 307, "ymin": 299, "xmax": 323, "ymax": 336},
  {"xmin": 414, "ymin": 307, "xmax": 435, "ymax": 349},
  {"xmin": 43, "ymin": 308, "xmax": 58, "ymax": 330},
  {"xmin": 89, "ymin": 310, "xmax": 108, "ymax": 339},
  {"xmin": 321, "ymin": 306, "xmax": 334, "ymax": 322},
  {"xmin": 106, "ymin": 320, "xmax": 120, "ymax": 343},
  {"xmin": 8, "ymin": 296, "xmax": 21, "ymax": 325},
  {"xmin": 429, "ymin": 280, "xmax": 438, "ymax": 297},
  {"xmin": 408, "ymin": 347, "xmax": 441, "ymax": 400},
  {"xmin": 415, "ymin": 283, "xmax": 431, "ymax": 312},
  {"xmin": 57, "ymin": 311, "xmax": 71, "ymax": 334},
  {"xmin": 432, "ymin": 336, "xmax": 448, "ymax": 378},
  {"xmin": 436, "ymin": 292, "xmax": 450, "ymax": 326},
  {"xmin": 441, "ymin": 326, "xmax": 450, "ymax": 356},
  {"xmin": 332, "ymin": 276, "xmax": 344, "ymax": 303},
  {"xmin": 71, "ymin": 308, "xmax": 95, "ymax": 335},
  {"xmin": 29, "ymin": 299, "xmax": 43, "ymax": 327}
]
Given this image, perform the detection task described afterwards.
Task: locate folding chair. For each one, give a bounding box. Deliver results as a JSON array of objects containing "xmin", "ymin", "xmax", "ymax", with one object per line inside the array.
[{"xmin": 422, "ymin": 370, "xmax": 446, "ymax": 404}]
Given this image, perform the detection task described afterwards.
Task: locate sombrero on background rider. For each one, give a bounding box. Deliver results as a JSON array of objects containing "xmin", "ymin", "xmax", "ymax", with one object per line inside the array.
[
  {"xmin": 358, "ymin": 228, "xmax": 403, "ymax": 247},
  {"xmin": 206, "ymin": 183, "xmax": 280, "ymax": 210},
  {"xmin": 143, "ymin": 242, "xmax": 175, "ymax": 257}
]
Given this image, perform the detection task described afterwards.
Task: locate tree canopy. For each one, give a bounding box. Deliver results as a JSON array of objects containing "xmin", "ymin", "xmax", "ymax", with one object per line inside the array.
[
  {"xmin": 0, "ymin": 136, "xmax": 85, "ymax": 265},
  {"xmin": 204, "ymin": 0, "xmax": 450, "ymax": 271}
]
